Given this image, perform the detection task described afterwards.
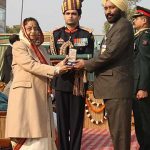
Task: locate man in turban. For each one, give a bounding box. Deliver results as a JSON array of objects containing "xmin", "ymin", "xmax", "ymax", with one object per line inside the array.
[
  {"xmin": 49, "ymin": 0, "xmax": 94, "ymax": 150},
  {"xmin": 132, "ymin": 6, "xmax": 150, "ymax": 150},
  {"xmin": 74, "ymin": 0, "xmax": 134, "ymax": 150}
]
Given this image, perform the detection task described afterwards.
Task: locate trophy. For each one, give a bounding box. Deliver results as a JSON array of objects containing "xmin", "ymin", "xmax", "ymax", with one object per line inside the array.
[{"xmin": 67, "ymin": 48, "xmax": 77, "ymax": 66}]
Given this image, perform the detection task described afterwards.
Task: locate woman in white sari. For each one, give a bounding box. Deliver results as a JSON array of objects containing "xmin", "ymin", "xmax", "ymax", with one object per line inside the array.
[{"xmin": 5, "ymin": 17, "xmax": 71, "ymax": 150}]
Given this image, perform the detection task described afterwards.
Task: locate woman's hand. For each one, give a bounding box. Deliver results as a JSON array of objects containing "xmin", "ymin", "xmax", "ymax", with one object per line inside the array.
[{"xmin": 55, "ymin": 56, "xmax": 73, "ymax": 74}]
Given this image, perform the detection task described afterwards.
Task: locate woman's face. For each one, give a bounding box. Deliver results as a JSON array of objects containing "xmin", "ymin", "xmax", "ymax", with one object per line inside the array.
[{"xmin": 24, "ymin": 20, "xmax": 39, "ymax": 41}]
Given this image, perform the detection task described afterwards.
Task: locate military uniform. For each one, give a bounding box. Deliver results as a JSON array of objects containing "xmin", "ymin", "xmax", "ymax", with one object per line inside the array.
[
  {"xmin": 51, "ymin": 26, "xmax": 94, "ymax": 150},
  {"xmin": 132, "ymin": 6, "xmax": 150, "ymax": 150},
  {"xmin": 133, "ymin": 28, "xmax": 150, "ymax": 150}
]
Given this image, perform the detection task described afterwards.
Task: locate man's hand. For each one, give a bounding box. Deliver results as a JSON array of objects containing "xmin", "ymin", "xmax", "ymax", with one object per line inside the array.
[
  {"xmin": 136, "ymin": 90, "xmax": 148, "ymax": 100},
  {"xmin": 74, "ymin": 59, "xmax": 85, "ymax": 70}
]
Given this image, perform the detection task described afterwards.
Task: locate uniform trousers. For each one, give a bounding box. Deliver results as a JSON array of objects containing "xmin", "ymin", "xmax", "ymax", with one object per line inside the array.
[
  {"xmin": 132, "ymin": 97, "xmax": 150, "ymax": 150},
  {"xmin": 104, "ymin": 98, "xmax": 132, "ymax": 150},
  {"xmin": 55, "ymin": 91, "xmax": 85, "ymax": 150}
]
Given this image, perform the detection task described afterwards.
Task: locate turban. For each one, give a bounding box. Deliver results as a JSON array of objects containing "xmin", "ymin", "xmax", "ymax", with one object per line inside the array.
[
  {"xmin": 102, "ymin": 0, "xmax": 128, "ymax": 12},
  {"xmin": 62, "ymin": 0, "xmax": 84, "ymax": 14}
]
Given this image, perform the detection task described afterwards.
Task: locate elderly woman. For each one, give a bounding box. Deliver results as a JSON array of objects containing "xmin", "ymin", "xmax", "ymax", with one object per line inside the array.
[{"xmin": 5, "ymin": 17, "xmax": 70, "ymax": 150}]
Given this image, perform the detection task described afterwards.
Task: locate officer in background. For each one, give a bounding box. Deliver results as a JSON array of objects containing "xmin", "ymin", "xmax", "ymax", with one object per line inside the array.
[
  {"xmin": 1, "ymin": 34, "xmax": 19, "ymax": 84},
  {"xmin": 49, "ymin": 0, "xmax": 94, "ymax": 150},
  {"xmin": 132, "ymin": 6, "xmax": 150, "ymax": 150}
]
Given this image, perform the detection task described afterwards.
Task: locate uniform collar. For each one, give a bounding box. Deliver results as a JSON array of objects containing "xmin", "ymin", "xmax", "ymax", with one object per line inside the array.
[
  {"xmin": 134, "ymin": 28, "xmax": 150, "ymax": 37},
  {"xmin": 65, "ymin": 26, "xmax": 79, "ymax": 33}
]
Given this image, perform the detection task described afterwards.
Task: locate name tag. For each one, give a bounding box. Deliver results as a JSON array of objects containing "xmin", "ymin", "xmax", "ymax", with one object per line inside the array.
[{"xmin": 101, "ymin": 44, "xmax": 106, "ymax": 54}]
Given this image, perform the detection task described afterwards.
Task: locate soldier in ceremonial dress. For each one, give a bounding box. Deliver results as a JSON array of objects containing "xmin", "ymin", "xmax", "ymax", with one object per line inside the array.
[{"xmin": 49, "ymin": 0, "xmax": 94, "ymax": 150}]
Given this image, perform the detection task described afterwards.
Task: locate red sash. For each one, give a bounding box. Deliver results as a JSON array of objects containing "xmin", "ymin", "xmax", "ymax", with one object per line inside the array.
[
  {"xmin": 13, "ymin": 138, "xmax": 26, "ymax": 150},
  {"xmin": 30, "ymin": 44, "xmax": 48, "ymax": 65}
]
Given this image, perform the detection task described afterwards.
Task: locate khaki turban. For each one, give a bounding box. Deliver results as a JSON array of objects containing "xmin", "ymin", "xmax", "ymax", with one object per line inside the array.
[{"xmin": 102, "ymin": 0, "xmax": 128, "ymax": 12}]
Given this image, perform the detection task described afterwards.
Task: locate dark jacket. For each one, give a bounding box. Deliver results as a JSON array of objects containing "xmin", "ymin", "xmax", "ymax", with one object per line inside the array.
[
  {"xmin": 85, "ymin": 17, "xmax": 134, "ymax": 99},
  {"xmin": 1, "ymin": 45, "xmax": 12, "ymax": 83},
  {"xmin": 52, "ymin": 26, "xmax": 94, "ymax": 92},
  {"xmin": 133, "ymin": 28, "xmax": 150, "ymax": 94}
]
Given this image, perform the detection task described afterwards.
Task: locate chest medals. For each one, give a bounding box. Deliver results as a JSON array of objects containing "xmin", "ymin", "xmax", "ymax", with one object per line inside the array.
[{"xmin": 74, "ymin": 38, "xmax": 88, "ymax": 47}]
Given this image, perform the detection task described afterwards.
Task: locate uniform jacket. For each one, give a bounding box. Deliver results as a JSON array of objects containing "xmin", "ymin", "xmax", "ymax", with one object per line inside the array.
[
  {"xmin": 5, "ymin": 41, "xmax": 56, "ymax": 138},
  {"xmin": 133, "ymin": 29, "xmax": 150, "ymax": 94},
  {"xmin": 85, "ymin": 17, "xmax": 134, "ymax": 99},
  {"xmin": 1, "ymin": 45, "xmax": 12, "ymax": 83},
  {"xmin": 52, "ymin": 26, "xmax": 94, "ymax": 92}
]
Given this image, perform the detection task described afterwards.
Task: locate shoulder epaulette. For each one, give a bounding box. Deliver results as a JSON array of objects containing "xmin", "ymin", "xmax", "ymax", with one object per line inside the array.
[
  {"xmin": 80, "ymin": 26, "xmax": 93, "ymax": 33},
  {"xmin": 135, "ymin": 28, "xmax": 150, "ymax": 37}
]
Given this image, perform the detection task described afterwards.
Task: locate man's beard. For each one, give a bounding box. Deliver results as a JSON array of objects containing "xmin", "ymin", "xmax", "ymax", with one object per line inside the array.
[{"xmin": 106, "ymin": 11, "xmax": 122, "ymax": 23}]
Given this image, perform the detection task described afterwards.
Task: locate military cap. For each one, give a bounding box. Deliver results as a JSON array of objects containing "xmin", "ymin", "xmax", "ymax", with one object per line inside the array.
[
  {"xmin": 62, "ymin": 0, "xmax": 84, "ymax": 14},
  {"xmin": 132, "ymin": 6, "xmax": 150, "ymax": 18}
]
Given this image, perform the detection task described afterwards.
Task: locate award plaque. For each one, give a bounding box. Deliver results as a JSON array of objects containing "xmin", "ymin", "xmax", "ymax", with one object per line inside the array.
[{"xmin": 67, "ymin": 48, "xmax": 77, "ymax": 66}]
